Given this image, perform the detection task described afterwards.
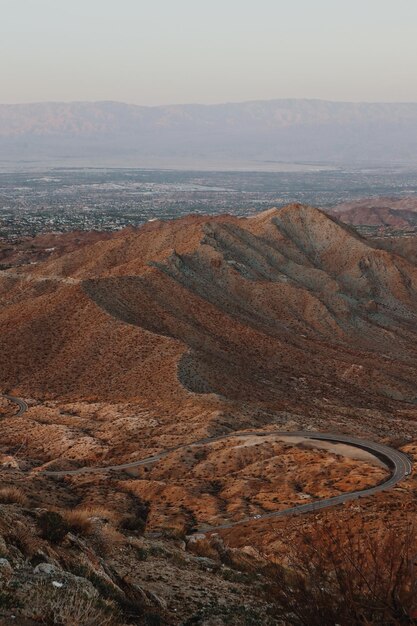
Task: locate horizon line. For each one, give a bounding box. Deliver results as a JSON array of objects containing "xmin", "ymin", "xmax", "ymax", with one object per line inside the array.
[{"xmin": 2, "ymin": 97, "xmax": 417, "ymax": 108}]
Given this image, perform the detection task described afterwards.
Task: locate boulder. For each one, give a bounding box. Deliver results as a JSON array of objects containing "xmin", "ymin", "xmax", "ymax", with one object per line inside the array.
[{"xmin": 0, "ymin": 558, "xmax": 13, "ymax": 580}]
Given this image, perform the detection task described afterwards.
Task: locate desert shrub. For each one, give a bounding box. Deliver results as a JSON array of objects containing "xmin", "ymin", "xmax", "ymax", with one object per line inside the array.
[
  {"xmin": 186, "ymin": 537, "xmax": 220, "ymax": 561},
  {"xmin": 0, "ymin": 486, "xmax": 27, "ymax": 505},
  {"xmin": 159, "ymin": 527, "xmax": 188, "ymax": 540},
  {"xmin": 119, "ymin": 513, "xmax": 146, "ymax": 533},
  {"xmin": 148, "ymin": 545, "xmax": 166, "ymax": 556},
  {"xmin": 208, "ymin": 480, "xmax": 223, "ymax": 494},
  {"xmin": 91, "ymin": 525, "xmax": 124, "ymax": 556},
  {"xmin": 38, "ymin": 511, "xmax": 69, "ymax": 544},
  {"xmin": 193, "ymin": 448, "xmax": 208, "ymax": 461},
  {"xmin": 168, "ymin": 551, "xmax": 188, "ymax": 568},
  {"xmin": 25, "ymin": 581, "xmax": 117, "ymax": 625},
  {"xmin": 266, "ymin": 519, "xmax": 417, "ymax": 625},
  {"xmin": 132, "ymin": 545, "xmax": 149, "ymax": 560},
  {"xmin": 10, "ymin": 526, "xmax": 42, "ymax": 557},
  {"xmin": 291, "ymin": 480, "xmax": 303, "ymax": 493},
  {"xmin": 76, "ymin": 505, "xmax": 118, "ymax": 523},
  {"xmin": 61, "ymin": 509, "xmax": 94, "ymax": 536},
  {"xmin": 61, "ymin": 505, "xmax": 125, "ymax": 538}
]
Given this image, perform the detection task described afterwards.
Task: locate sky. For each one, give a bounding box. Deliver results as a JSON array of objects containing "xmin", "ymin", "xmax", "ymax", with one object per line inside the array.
[{"xmin": 1, "ymin": 0, "xmax": 417, "ymax": 105}]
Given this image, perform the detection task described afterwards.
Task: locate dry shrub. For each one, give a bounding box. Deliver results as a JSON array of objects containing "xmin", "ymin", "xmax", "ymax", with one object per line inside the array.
[
  {"xmin": 186, "ymin": 536, "xmax": 221, "ymax": 561},
  {"xmin": 59, "ymin": 506, "xmax": 125, "ymax": 554},
  {"xmin": 266, "ymin": 518, "xmax": 417, "ymax": 625},
  {"xmin": 76, "ymin": 505, "xmax": 119, "ymax": 523},
  {"xmin": 0, "ymin": 486, "xmax": 27, "ymax": 506},
  {"xmin": 119, "ymin": 513, "xmax": 146, "ymax": 533},
  {"xmin": 61, "ymin": 510, "xmax": 94, "ymax": 536},
  {"xmin": 38, "ymin": 511, "xmax": 69, "ymax": 544},
  {"xmin": 61, "ymin": 505, "xmax": 122, "ymax": 536},
  {"xmin": 25, "ymin": 581, "xmax": 118, "ymax": 626},
  {"xmin": 92, "ymin": 525, "xmax": 125, "ymax": 556},
  {"xmin": 7, "ymin": 522, "xmax": 42, "ymax": 557}
]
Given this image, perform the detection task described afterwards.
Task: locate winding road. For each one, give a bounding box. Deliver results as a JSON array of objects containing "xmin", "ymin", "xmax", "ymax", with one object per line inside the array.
[
  {"xmin": 2, "ymin": 395, "xmax": 413, "ymax": 532},
  {"xmin": 2, "ymin": 395, "xmax": 28, "ymax": 417}
]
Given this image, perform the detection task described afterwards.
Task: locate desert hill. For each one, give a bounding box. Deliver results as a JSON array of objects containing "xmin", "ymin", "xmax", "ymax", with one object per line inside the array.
[
  {"xmin": 330, "ymin": 196, "xmax": 417, "ymax": 229},
  {"xmin": 2, "ymin": 204, "xmax": 417, "ymax": 418}
]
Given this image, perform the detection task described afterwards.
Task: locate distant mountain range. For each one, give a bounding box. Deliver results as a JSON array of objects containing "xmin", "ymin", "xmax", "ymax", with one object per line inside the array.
[{"xmin": 1, "ymin": 99, "xmax": 417, "ymax": 168}]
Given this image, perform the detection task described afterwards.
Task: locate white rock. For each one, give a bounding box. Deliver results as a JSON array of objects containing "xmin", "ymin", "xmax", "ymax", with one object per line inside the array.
[
  {"xmin": 34, "ymin": 563, "xmax": 60, "ymax": 576},
  {"xmin": 186, "ymin": 533, "xmax": 206, "ymax": 544},
  {"xmin": 0, "ymin": 558, "xmax": 12, "ymax": 578}
]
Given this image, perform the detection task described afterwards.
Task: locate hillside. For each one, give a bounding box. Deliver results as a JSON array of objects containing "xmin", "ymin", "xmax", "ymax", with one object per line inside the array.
[
  {"xmin": 2, "ymin": 204, "xmax": 417, "ymax": 423},
  {"xmin": 331, "ymin": 196, "xmax": 417, "ymax": 229},
  {"xmin": 0, "ymin": 229, "xmax": 118, "ymax": 269},
  {"xmin": 2, "ymin": 99, "xmax": 417, "ymax": 166},
  {"xmin": 2, "ymin": 204, "xmax": 417, "ymax": 623}
]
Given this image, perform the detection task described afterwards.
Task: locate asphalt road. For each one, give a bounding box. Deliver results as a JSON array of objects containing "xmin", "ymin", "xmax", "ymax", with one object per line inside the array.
[
  {"xmin": 2, "ymin": 395, "xmax": 412, "ymax": 532},
  {"xmin": 2, "ymin": 395, "xmax": 28, "ymax": 417}
]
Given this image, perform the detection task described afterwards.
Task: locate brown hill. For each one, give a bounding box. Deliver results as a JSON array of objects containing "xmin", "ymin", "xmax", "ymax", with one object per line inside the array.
[
  {"xmin": 2, "ymin": 204, "xmax": 417, "ymax": 419},
  {"xmin": 330, "ymin": 196, "xmax": 417, "ymax": 229},
  {"xmin": 369, "ymin": 233, "xmax": 417, "ymax": 265}
]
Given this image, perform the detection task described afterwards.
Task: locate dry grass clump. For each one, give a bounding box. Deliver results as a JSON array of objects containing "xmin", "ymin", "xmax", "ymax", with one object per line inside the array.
[
  {"xmin": 79, "ymin": 505, "xmax": 119, "ymax": 523},
  {"xmin": 0, "ymin": 486, "xmax": 27, "ymax": 506},
  {"xmin": 92, "ymin": 525, "xmax": 125, "ymax": 556},
  {"xmin": 61, "ymin": 509, "xmax": 94, "ymax": 536},
  {"xmin": 61, "ymin": 505, "xmax": 119, "ymax": 535},
  {"xmin": 6, "ymin": 521, "xmax": 42, "ymax": 557},
  {"xmin": 25, "ymin": 581, "xmax": 118, "ymax": 626},
  {"xmin": 60, "ymin": 506, "xmax": 127, "ymax": 552}
]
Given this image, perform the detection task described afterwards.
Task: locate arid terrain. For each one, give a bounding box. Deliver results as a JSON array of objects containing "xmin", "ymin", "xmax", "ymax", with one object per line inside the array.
[
  {"xmin": 0, "ymin": 229, "xmax": 118, "ymax": 270},
  {"xmin": 1, "ymin": 203, "xmax": 417, "ymax": 624},
  {"xmin": 330, "ymin": 196, "xmax": 417, "ymax": 230}
]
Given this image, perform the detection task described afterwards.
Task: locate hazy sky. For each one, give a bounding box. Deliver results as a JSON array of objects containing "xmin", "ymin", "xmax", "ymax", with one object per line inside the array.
[{"xmin": 1, "ymin": 0, "xmax": 417, "ymax": 105}]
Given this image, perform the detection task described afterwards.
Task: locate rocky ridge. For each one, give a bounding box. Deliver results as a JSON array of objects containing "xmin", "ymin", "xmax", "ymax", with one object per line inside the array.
[{"xmin": 2, "ymin": 204, "xmax": 417, "ymax": 412}]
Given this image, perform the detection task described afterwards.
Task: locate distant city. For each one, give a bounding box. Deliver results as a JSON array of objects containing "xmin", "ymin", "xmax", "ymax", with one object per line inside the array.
[{"xmin": 1, "ymin": 166, "xmax": 417, "ymax": 239}]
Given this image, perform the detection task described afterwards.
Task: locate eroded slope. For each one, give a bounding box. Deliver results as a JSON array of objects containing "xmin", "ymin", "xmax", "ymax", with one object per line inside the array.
[{"xmin": 2, "ymin": 204, "xmax": 417, "ymax": 412}]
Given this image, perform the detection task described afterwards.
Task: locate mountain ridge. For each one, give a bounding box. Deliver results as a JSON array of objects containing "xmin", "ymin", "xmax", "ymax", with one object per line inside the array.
[
  {"xmin": 2, "ymin": 99, "xmax": 417, "ymax": 165},
  {"xmin": 2, "ymin": 204, "xmax": 417, "ymax": 414}
]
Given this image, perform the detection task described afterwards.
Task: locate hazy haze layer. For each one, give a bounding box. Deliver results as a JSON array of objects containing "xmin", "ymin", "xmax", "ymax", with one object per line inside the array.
[{"xmin": 1, "ymin": 99, "xmax": 417, "ymax": 168}]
